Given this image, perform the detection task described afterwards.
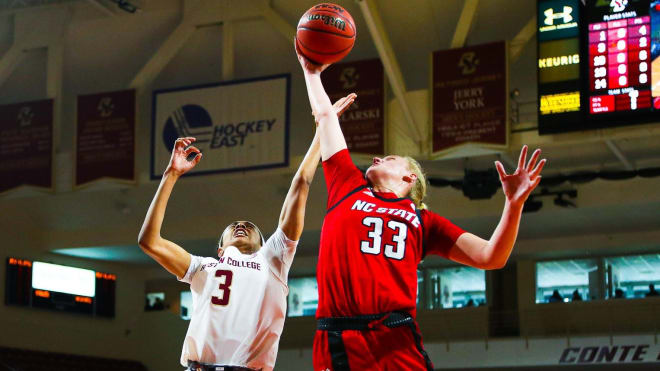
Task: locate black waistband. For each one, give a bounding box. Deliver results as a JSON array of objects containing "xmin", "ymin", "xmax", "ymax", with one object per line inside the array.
[
  {"xmin": 317, "ymin": 311, "xmax": 414, "ymax": 331},
  {"xmin": 187, "ymin": 360, "xmax": 258, "ymax": 371}
]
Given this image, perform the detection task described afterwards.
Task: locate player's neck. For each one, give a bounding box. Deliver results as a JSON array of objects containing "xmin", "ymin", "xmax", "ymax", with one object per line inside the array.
[
  {"xmin": 225, "ymin": 243, "xmax": 259, "ymax": 255},
  {"xmin": 371, "ymin": 183, "xmax": 404, "ymax": 198},
  {"xmin": 236, "ymin": 245, "xmax": 259, "ymax": 255}
]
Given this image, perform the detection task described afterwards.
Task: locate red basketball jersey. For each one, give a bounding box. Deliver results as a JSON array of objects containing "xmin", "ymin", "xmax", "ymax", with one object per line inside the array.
[{"xmin": 316, "ymin": 150, "xmax": 465, "ymax": 319}]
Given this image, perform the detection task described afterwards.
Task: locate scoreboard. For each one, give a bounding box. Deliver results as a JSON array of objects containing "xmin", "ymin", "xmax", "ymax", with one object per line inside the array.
[
  {"xmin": 538, "ymin": 0, "xmax": 583, "ymax": 133},
  {"xmin": 5, "ymin": 257, "xmax": 116, "ymax": 318},
  {"xmin": 588, "ymin": 2, "xmax": 653, "ymax": 113},
  {"xmin": 538, "ymin": 0, "xmax": 660, "ymax": 133}
]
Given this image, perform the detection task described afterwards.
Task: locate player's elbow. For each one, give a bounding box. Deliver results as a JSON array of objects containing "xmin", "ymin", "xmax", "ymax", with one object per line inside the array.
[
  {"xmin": 482, "ymin": 261, "xmax": 506, "ymax": 270},
  {"xmin": 137, "ymin": 233, "xmax": 157, "ymax": 253},
  {"xmin": 479, "ymin": 256, "xmax": 508, "ymax": 270},
  {"xmin": 292, "ymin": 174, "xmax": 312, "ymax": 191}
]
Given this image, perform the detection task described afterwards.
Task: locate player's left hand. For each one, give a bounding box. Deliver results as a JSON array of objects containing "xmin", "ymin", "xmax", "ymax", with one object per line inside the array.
[
  {"xmin": 333, "ymin": 93, "xmax": 357, "ymax": 117},
  {"xmin": 312, "ymin": 93, "xmax": 357, "ymax": 126},
  {"xmin": 494, "ymin": 145, "xmax": 546, "ymax": 207}
]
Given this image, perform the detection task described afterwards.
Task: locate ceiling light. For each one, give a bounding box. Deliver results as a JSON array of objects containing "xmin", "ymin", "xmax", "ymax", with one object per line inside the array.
[{"xmin": 109, "ymin": 0, "xmax": 138, "ymax": 13}]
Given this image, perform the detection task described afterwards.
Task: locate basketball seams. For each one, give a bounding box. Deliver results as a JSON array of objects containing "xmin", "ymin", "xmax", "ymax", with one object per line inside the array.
[
  {"xmin": 297, "ymin": 37, "xmax": 354, "ymax": 55},
  {"xmin": 298, "ymin": 26, "xmax": 356, "ymax": 39}
]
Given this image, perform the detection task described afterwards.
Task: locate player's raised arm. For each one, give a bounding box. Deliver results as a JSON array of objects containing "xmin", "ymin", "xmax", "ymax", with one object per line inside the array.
[
  {"xmin": 295, "ymin": 39, "xmax": 348, "ymax": 161},
  {"xmin": 278, "ymin": 95, "xmax": 356, "ymax": 240},
  {"xmin": 138, "ymin": 137, "xmax": 202, "ymax": 278},
  {"xmin": 447, "ymin": 145, "xmax": 546, "ymax": 269}
]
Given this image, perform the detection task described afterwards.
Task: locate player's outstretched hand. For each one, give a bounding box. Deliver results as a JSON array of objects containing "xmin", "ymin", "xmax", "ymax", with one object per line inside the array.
[
  {"xmin": 333, "ymin": 93, "xmax": 357, "ymax": 117},
  {"xmin": 295, "ymin": 37, "xmax": 330, "ymax": 75},
  {"xmin": 165, "ymin": 137, "xmax": 202, "ymax": 177},
  {"xmin": 312, "ymin": 93, "xmax": 357, "ymax": 125},
  {"xmin": 494, "ymin": 145, "xmax": 546, "ymax": 207}
]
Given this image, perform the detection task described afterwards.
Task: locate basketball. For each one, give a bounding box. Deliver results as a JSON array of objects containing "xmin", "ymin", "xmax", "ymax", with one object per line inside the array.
[{"xmin": 296, "ymin": 3, "xmax": 356, "ymax": 65}]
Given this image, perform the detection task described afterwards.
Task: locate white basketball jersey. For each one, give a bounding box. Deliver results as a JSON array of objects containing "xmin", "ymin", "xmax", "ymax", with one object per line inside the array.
[{"xmin": 178, "ymin": 228, "xmax": 297, "ymax": 370}]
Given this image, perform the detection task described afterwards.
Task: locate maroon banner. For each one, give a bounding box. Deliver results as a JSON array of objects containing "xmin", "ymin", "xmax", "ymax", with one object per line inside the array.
[
  {"xmin": 432, "ymin": 41, "xmax": 508, "ymax": 154},
  {"xmin": 76, "ymin": 89, "xmax": 135, "ymax": 186},
  {"xmin": 0, "ymin": 99, "xmax": 53, "ymax": 194},
  {"xmin": 322, "ymin": 58, "xmax": 385, "ymax": 155}
]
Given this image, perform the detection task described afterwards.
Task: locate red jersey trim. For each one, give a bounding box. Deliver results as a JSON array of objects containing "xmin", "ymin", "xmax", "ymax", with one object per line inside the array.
[
  {"xmin": 327, "ymin": 185, "xmax": 368, "ymax": 214},
  {"xmin": 416, "ymin": 209, "xmax": 428, "ymax": 258}
]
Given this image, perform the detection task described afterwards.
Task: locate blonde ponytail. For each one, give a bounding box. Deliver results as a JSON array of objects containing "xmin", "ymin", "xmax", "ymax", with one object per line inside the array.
[{"xmin": 404, "ymin": 156, "xmax": 428, "ymax": 210}]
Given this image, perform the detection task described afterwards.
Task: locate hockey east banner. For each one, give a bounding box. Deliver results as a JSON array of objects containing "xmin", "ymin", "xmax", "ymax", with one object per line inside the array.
[
  {"xmin": 431, "ymin": 41, "xmax": 508, "ymax": 156},
  {"xmin": 0, "ymin": 99, "xmax": 53, "ymax": 194},
  {"xmin": 151, "ymin": 75, "xmax": 290, "ymax": 179},
  {"xmin": 322, "ymin": 58, "xmax": 385, "ymax": 155},
  {"xmin": 76, "ymin": 89, "xmax": 135, "ymax": 187}
]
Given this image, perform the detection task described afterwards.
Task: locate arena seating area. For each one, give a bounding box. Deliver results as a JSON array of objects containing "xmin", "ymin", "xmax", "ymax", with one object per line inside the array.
[{"xmin": 0, "ymin": 347, "xmax": 147, "ymax": 371}]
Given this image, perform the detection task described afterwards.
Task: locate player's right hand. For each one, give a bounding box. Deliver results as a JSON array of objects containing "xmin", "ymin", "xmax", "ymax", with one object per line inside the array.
[
  {"xmin": 294, "ymin": 37, "xmax": 329, "ymax": 75},
  {"xmin": 164, "ymin": 137, "xmax": 202, "ymax": 177}
]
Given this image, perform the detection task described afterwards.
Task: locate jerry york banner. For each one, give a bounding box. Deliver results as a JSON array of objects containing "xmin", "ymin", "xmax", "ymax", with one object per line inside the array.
[
  {"xmin": 0, "ymin": 99, "xmax": 53, "ymax": 194},
  {"xmin": 432, "ymin": 41, "xmax": 508, "ymax": 155},
  {"xmin": 151, "ymin": 75, "xmax": 290, "ymax": 179},
  {"xmin": 322, "ymin": 58, "xmax": 385, "ymax": 155},
  {"xmin": 76, "ymin": 89, "xmax": 135, "ymax": 187}
]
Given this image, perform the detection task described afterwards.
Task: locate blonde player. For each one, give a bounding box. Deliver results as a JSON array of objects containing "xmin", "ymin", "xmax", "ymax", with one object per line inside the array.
[{"xmin": 138, "ymin": 95, "xmax": 355, "ymax": 371}]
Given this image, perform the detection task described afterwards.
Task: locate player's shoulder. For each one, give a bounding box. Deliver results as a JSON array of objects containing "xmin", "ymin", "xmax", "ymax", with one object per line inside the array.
[
  {"xmin": 263, "ymin": 228, "xmax": 298, "ymax": 250},
  {"xmin": 418, "ymin": 207, "xmax": 444, "ymax": 222},
  {"xmin": 199, "ymin": 255, "xmax": 220, "ymax": 264},
  {"xmin": 190, "ymin": 255, "xmax": 221, "ymax": 270}
]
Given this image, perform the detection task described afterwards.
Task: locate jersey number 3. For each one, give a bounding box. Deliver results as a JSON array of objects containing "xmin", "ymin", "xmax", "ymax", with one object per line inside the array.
[
  {"xmin": 211, "ymin": 270, "xmax": 233, "ymax": 306},
  {"xmin": 360, "ymin": 217, "xmax": 407, "ymax": 260}
]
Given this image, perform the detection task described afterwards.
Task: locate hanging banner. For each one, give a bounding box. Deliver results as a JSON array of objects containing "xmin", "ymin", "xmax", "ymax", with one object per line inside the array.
[
  {"xmin": 322, "ymin": 58, "xmax": 385, "ymax": 155},
  {"xmin": 151, "ymin": 74, "xmax": 290, "ymax": 179},
  {"xmin": 0, "ymin": 99, "xmax": 53, "ymax": 194},
  {"xmin": 431, "ymin": 41, "xmax": 508, "ymax": 156},
  {"xmin": 75, "ymin": 89, "xmax": 135, "ymax": 187}
]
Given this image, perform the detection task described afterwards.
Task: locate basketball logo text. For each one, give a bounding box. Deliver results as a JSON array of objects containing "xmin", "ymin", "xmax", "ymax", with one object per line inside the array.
[
  {"xmin": 308, "ymin": 14, "xmax": 346, "ymax": 31},
  {"xmin": 314, "ymin": 3, "xmax": 344, "ymax": 13}
]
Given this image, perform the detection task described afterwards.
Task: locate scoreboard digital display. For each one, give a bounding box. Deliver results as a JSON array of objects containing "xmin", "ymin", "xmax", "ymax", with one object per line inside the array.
[
  {"xmin": 538, "ymin": 0, "xmax": 660, "ymax": 133},
  {"xmin": 587, "ymin": 1, "xmax": 654, "ymax": 113},
  {"xmin": 5, "ymin": 257, "xmax": 116, "ymax": 318}
]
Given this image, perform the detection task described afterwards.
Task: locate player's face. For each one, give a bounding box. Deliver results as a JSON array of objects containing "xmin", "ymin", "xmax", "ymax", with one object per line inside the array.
[
  {"xmin": 221, "ymin": 221, "xmax": 262, "ymax": 251},
  {"xmin": 365, "ymin": 155, "xmax": 412, "ymax": 186}
]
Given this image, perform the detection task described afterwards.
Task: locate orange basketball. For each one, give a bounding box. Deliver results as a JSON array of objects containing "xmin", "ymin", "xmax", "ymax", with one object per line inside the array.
[{"xmin": 296, "ymin": 3, "xmax": 356, "ymax": 65}]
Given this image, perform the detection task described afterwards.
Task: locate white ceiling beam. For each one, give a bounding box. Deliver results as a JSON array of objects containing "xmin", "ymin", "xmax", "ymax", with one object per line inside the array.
[
  {"xmin": 604, "ymin": 139, "xmax": 634, "ymax": 170},
  {"xmin": 130, "ymin": 0, "xmax": 263, "ymax": 88},
  {"xmin": 48, "ymin": 42, "xmax": 64, "ymax": 156},
  {"xmin": 1, "ymin": 8, "xmax": 67, "ymax": 87},
  {"xmin": 129, "ymin": 21, "xmax": 197, "ymax": 88},
  {"xmin": 46, "ymin": 7, "xmax": 69, "ymax": 158},
  {"xmin": 0, "ymin": 2, "xmax": 69, "ymax": 17},
  {"xmin": 188, "ymin": 0, "xmax": 264, "ymax": 28},
  {"xmin": 261, "ymin": 3, "xmax": 295, "ymax": 41},
  {"xmin": 450, "ymin": 0, "xmax": 479, "ymax": 48},
  {"xmin": 355, "ymin": 0, "xmax": 422, "ymax": 144},
  {"xmin": 222, "ymin": 20, "xmax": 234, "ymax": 80},
  {"xmin": 85, "ymin": 0, "xmax": 117, "ymax": 16},
  {"xmin": 510, "ymin": 15, "xmax": 537, "ymax": 63},
  {"xmin": 0, "ymin": 44, "xmax": 27, "ymax": 88}
]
